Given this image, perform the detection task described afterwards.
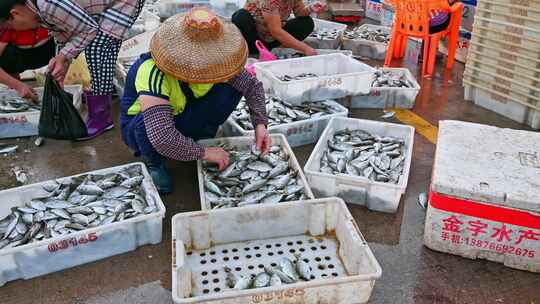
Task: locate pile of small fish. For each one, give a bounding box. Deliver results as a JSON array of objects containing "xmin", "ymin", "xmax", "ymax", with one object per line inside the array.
[
  {"xmin": 372, "ymin": 68, "xmax": 414, "ymax": 88},
  {"xmin": 0, "ymin": 91, "xmax": 40, "ymax": 113},
  {"xmin": 202, "ymin": 144, "xmax": 307, "ymax": 209},
  {"xmin": 278, "ymin": 73, "xmax": 318, "ymax": 82},
  {"xmin": 275, "ymin": 52, "xmax": 305, "ymax": 60},
  {"xmin": 308, "ymin": 28, "xmax": 341, "ymax": 40},
  {"xmin": 231, "ymin": 96, "xmax": 342, "ymax": 130},
  {"xmin": 225, "ymin": 255, "xmax": 312, "ymax": 290},
  {"xmin": 319, "ymin": 128, "xmax": 406, "ymax": 183},
  {"xmin": 0, "ymin": 165, "xmax": 157, "ymax": 250},
  {"xmin": 344, "ymin": 27, "xmax": 390, "ymax": 43}
]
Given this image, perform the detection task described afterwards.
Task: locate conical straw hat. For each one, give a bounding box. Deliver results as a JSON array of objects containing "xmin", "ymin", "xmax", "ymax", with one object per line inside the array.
[{"xmin": 150, "ymin": 7, "xmax": 248, "ymax": 83}]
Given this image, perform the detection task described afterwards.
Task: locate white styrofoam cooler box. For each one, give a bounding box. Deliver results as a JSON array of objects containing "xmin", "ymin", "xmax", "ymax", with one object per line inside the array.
[
  {"xmin": 342, "ymin": 24, "xmax": 391, "ymax": 60},
  {"xmin": 338, "ymin": 67, "xmax": 420, "ymax": 109},
  {"xmin": 0, "ymin": 85, "xmax": 83, "ymax": 139},
  {"xmin": 196, "ymin": 134, "xmax": 315, "ymax": 210},
  {"xmin": 304, "ymin": 117, "xmax": 415, "ymax": 213},
  {"xmin": 424, "ymin": 121, "xmax": 540, "ymax": 272},
  {"xmin": 254, "ymin": 53, "xmax": 375, "ymax": 104},
  {"xmin": 464, "ymin": 85, "xmax": 540, "ymax": 130},
  {"xmin": 222, "ymin": 99, "xmax": 349, "ymax": 147},
  {"xmin": 0, "ymin": 163, "xmax": 166, "ymax": 286},
  {"xmin": 171, "ymin": 198, "xmax": 382, "ymax": 304},
  {"xmin": 304, "ymin": 18, "xmax": 347, "ymax": 50}
]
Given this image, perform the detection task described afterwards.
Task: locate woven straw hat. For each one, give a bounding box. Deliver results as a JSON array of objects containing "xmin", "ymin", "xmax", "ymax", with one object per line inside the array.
[{"xmin": 150, "ymin": 8, "xmax": 248, "ymax": 83}]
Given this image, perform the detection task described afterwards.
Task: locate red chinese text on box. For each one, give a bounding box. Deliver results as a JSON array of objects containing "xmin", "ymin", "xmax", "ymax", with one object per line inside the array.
[{"xmin": 48, "ymin": 232, "xmax": 98, "ymax": 253}]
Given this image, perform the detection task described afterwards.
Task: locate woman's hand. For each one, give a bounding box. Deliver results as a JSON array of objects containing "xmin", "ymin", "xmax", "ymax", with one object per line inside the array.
[
  {"xmin": 303, "ymin": 46, "xmax": 318, "ymax": 56},
  {"xmin": 48, "ymin": 54, "xmax": 70, "ymax": 85},
  {"xmin": 255, "ymin": 124, "xmax": 271, "ymax": 155},
  {"xmin": 203, "ymin": 147, "xmax": 230, "ymax": 171},
  {"xmin": 15, "ymin": 82, "xmax": 38, "ymax": 101}
]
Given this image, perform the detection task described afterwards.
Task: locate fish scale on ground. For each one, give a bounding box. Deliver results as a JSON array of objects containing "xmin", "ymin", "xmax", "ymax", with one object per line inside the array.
[
  {"xmin": 231, "ymin": 96, "xmax": 341, "ymax": 131},
  {"xmin": 0, "ymin": 165, "xmax": 156, "ymax": 250},
  {"xmin": 202, "ymin": 144, "xmax": 307, "ymax": 209},
  {"xmin": 319, "ymin": 128, "xmax": 406, "ymax": 183}
]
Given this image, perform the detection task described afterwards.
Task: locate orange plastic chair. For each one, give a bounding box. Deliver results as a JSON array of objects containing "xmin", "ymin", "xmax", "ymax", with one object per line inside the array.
[{"xmin": 384, "ymin": 0, "xmax": 463, "ymax": 76}]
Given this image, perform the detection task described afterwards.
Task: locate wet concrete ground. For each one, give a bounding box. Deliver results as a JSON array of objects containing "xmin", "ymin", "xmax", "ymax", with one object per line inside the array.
[{"xmin": 1, "ymin": 56, "xmax": 540, "ymax": 303}]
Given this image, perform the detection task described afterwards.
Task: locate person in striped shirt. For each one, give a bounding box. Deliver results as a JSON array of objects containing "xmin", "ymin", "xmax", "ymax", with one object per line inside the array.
[{"xmin": 0, "ymin": 0, "xmax": 145, "ymax": 140}]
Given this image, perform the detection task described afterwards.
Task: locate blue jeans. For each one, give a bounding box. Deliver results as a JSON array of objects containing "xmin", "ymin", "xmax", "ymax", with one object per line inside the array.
[{"xmin": 120, "ymin": 83, "xmax": 242, "ymax": 164}]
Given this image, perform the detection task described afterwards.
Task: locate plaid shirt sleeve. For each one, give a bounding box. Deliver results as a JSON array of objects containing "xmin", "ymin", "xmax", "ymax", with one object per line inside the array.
[
  {"xmin": 143, "ymin": 104, "xmax": 205, "ymax": 161},
  {"xmin": 38, "ymin": 0, "xmax": 99, "ymax": 61},
  {"xmin": 228, "ymin": 69, "xmax": 269, "ymax": 128}
]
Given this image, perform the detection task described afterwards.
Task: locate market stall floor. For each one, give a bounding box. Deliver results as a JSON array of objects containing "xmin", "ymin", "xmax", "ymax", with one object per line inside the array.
[{"xmin": 1, "ymin": 58, "xmax": 539, "ymax": 304}]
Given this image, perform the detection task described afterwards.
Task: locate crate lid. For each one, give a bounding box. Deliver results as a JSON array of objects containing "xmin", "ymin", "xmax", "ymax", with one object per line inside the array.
[{"xmin": 432, "ymin": 120, "xmax": 540, "ymax": 213}]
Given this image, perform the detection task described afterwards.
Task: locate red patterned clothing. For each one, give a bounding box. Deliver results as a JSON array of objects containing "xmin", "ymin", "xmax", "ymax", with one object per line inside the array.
[{"xmin": 244, "ymin": 0, "xmax": 308, "ymax": 42}]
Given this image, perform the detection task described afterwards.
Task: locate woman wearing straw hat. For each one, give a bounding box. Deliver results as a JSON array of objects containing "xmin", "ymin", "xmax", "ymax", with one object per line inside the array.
[
  {"xmin": 120, "ymin": 8, "xmax": 271, "ymax": 194},
  {"xmin": 232, "ymin": 0, "xmax": 327, "ymax": 56}
]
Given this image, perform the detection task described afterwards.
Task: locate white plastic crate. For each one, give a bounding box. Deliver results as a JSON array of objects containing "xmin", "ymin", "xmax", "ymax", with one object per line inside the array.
[
  {"xmin": 304, "ymin": 18, "xmax": 347, "ymax": 50},
  {"xmin": 304, "ymin": 117, "xmax": 415, "ymax": 213},
  {"xmin": 254, "ymin": 53, "xmax": 375, "ymax": 104},
  {"xmin": 196, "ymin": 134, "xmax": 315, "ymax": 210},
  {"xmin": 342, "ymin": 24, "xmax": 391, "ymax": 60},
  {"xmin": 338, "ymin": 68, "xmax": 420, "ymax": 109},
  {"xmin": 0, "ymin": 163, "xmax": 166, "ymax": 286},
  {"xmin": 271, "ymin": 47, "xmax": 353, "ymax": 58},
  {"xmin": 126, "ymin": 9, "xmax": 161, "ymax": 39},
  {"xmin": 222, "ymin": 99, "xmax": 349, "ymax": 147},
  {"xmin": 464, "ymin": 84, "xmax": 540, "ymax": 130},
  {"xmin": 424, "ymin": 120, "xmax": 540, "ymax": 272},
  {"xmin": 171, "ymin": 197, "xmax": 382, "ymax": 304},
  {"xmin": 0, "ymin": 85, "xmax": 83, "ymax": 139},
  {"xmin": 118, "ymin": 30, "xmax": 156, "ymax": 61}
]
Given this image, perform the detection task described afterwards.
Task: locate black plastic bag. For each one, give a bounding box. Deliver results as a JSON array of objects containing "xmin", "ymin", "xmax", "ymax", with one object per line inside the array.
[{"xmin": 38, "ymin": 73, "xmax": 87, "ymax": 140}]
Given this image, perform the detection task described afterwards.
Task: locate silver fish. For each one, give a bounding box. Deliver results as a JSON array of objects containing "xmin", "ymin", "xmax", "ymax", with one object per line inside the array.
[
  {"xmin": 254, "ymin": 272, "xmax": 271, "ymax": 288},
  {"xmin": 269, "ymin": 273, "xmax": 282, "ymax": 286},
  {"xmin": 280, "ymin": 257, "xmax": 299, "ymax": 282},
  {"xmin": 295, "ymin": 254, "xmax": 312, "ymax": 281}
]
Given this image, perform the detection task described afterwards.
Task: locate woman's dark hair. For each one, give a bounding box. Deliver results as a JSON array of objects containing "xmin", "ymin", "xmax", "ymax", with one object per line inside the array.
[{"xmin": 0, "ymin": 0, "xmax": 27, "ymax": 21}]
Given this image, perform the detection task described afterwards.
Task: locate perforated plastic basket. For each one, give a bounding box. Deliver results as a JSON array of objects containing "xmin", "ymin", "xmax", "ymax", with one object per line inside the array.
[{"xmin": 171, "ymin": 198, "xmax": 382, "ymax": 304}]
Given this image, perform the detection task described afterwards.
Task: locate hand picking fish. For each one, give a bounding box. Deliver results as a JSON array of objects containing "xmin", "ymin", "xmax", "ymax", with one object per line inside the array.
[
  {"xmin": 319, "ymin": 128, "xmax": 406, "ymax": 184},
  {"xmin": 0, "ymin": 164, "xmax": 157, "ymax": 250},
  {"xmin": 202, "ymin": 144, "xmax": 307, "ymax": 209},
  {"xmin": 231, "ymin": 96, "xmax": 342, "ymax": 130},
  {"xmin": 224, "ymin": 255, "xmax": 313, "ymax": 290},
  {"xmin": 0, "ymin": 90, "xmax": 40, "ymax": 113},
  {"xmin": 278, "ymin": 73, "xmax": 318, "ymax": 82},
  {"xmin": 344, "ymin": 27, "xmax": 390, "ymax": 43},
  {"xmin": 372, "ymin": 68, "xmax": 414, "ymax": 88}
]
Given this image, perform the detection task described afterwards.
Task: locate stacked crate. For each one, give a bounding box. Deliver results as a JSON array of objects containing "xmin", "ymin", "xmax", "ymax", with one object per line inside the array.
[{"xmin": 463, "ymin": 0, "xmax": 540, "ymax": 129}]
